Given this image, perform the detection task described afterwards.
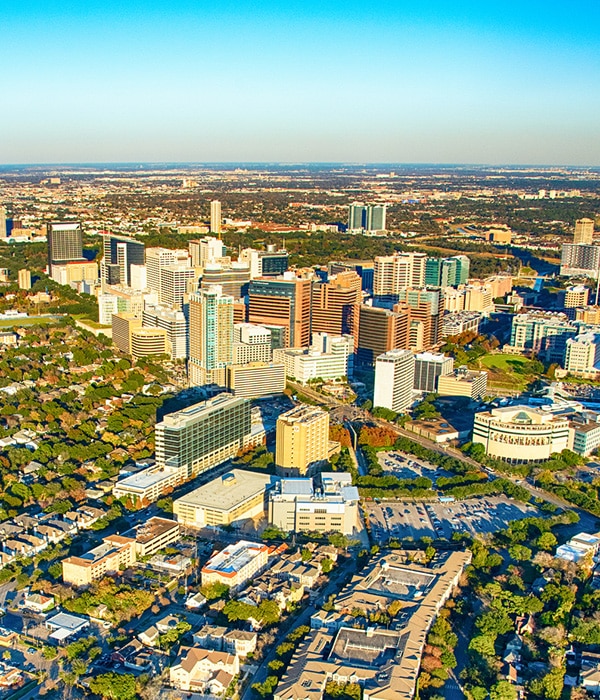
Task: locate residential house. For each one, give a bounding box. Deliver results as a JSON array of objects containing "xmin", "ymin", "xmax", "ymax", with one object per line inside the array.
[{"xmin": 169, "ymin": 646, "xmax": 240, "ymax": 693}]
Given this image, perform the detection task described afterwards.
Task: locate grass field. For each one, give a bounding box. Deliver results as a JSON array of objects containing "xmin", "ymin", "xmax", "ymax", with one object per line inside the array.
[
  {"xmin": 472, "ymin": 354, "xmax": 533, "ymax": 390},
  {"xmin": 0, "ymin": 315, "xmax": 61, "ymax": 328}
]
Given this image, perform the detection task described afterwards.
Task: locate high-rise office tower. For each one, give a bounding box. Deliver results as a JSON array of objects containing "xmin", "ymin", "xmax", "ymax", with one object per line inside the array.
[
  {"xmin": 200, "ymin": 262, "xmax": 251, "ymax": 299},
  {"xmin": 347, "ymin": 204, "xmax": 387, "ymax": 232},
  {"xmin": 425, "ymin": 255, "xmax": 470, "ymax": 287},
  {"xmin": 373, "ymin": 349, "xmax": 415, "ymax": 413},
  {"xmin": 574, "ymin": 218, "xmax": 595, "ymax": 245},
  {"xmin": 47, "ymin": 222, "xmax": 84, "ymax": 270},
  {"xmin": 248, "ymin": 276, "xmax": 312, "ymax": 348},
  {"xmin": 395, "ymin": 288, "xmax": 444, "ymax": 351},
  {"xmin": 102, "ymin": 233, "xmax": 145, "ymax": 287},
  {"xmin": 0, "ymin": 207, "xmax": 7, "ymax": 239},
  {"xmin": 240, "ymin": 246, "xmax": 289, "ymax": 278},
  {"xmin": 188, "ymin": 286, "xmax": 234, "ymax": 386},
  {"xmin": 413, "ymin": 352, "xmax": 454, "ymax": 392},
  {"xmin": 311, "ymin": 271, "xmax": 361, "ymax": 341},
  {"xmin": 210, "ymin": 200, "xmax": 222, "ymax": 235},
  {"xmin": 356, "ymin": 305, "xmax": 408, "ymax": 367},
  {"xmin": 373, "ymin": 252, "xmax": 427, "ymax": 303},
  {"xmin": 189, "ymin": 236, "xmax": 226, "ymax": 267},
  {"xmin": 159, "ymin": 264, "xmax": 197, "ymax": 309},
  {"xmin": 145, "ymin": 247, "xmax": 190, "ymax": 294},
  {"xmin": 275, "ymin": 405, "xmax": 329, "ymax": 476}
]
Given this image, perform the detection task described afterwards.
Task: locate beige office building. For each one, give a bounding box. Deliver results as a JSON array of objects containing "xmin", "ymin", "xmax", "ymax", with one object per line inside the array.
[
  {"xmin": 574, "ymin": 217, "xmax": 595, "ymax": 245},
  {"xmin": 173, "ymin": 469, "xmax": 273, "ymax": 528},
  {"xmin": 130, "ymin": 327, "xmax": 169, "ymax": 358},
  {"xmin": 276, "ymin": 405, "xmax": 329, "ymax": 476},
  {"xmin": 17, "ymin": 269, "xmax": 31, "ymax": 290},
  {"xmin": 564, "ymin": 333, "xmax": 600, "ymax": 376},
  {"xmin": 565, "ymin": 285, "xmax": 590, "ymax": 308},
  {"xmin": 373, "ymin": 252, "xmax": 426, "ymax": 298},
  {"xmin": 112, "ymin": 312, "xmax": 142, "ymax": 354},
  {"xmin": 437, "ymin": 367, "xmax": 487, "ymax": 400},
  {"xmin": 210, "ymin": 200, "xmax": 222, "ymax": 235}
]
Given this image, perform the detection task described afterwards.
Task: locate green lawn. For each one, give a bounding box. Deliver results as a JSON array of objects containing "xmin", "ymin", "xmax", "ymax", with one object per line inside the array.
[
  {"xmin": 0, "ymin": 315, "xmax": 60, "ymax": 328},
  {"xmin": 472, "ymin": 354, "xmax": 532, "ymax": 390}
]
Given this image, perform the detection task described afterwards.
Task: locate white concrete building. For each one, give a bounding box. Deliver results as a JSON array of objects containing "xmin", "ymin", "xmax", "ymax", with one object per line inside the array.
[
  {"xmin": 274, "ymin": 333, "xmax": 354, "ymax": 383},
  {"xmin": 201, "ymin": 540, "xmax": 271, "ymax": 593},
  {"xmin": 473, "ymin": 405, "xmax": 570, "ymax": 463},
  {"xmin": 373, "ymin": 349, "xmax": 415, "ymax": 413}
]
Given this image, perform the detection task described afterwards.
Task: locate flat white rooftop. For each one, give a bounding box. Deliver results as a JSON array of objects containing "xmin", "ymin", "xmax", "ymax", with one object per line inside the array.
[{"xmin": 175, "ymin": 469, "xmax": 275, "ymax": 511}]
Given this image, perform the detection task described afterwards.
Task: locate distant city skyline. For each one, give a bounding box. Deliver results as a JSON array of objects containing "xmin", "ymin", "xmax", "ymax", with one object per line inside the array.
[{"xmin": 1, "ymin": 0, "xmax": 599, "ymax": 165}]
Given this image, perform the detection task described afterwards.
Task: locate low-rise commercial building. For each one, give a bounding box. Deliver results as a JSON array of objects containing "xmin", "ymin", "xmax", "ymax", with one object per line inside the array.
[
  {"xmin": 201, "ymin": 540, "xmax": 271, "ymax": 593},
  {"xmin": 269, "ymin": 473, "xmax": 359, "ymax": 535},
  {"xmin": 556, "ymin": 532, "xmax": 600, "ymax": 562},
  {"xmin": 274, "ymin": 333, "xmax": 354, "ymax": 384},
  {"xmin": 113, "ymin": 464, "xmax": 187, "ymax": 505},
  {"xmin": 173, "ymin": 469, "xmax": 275, "ymax": 528},
  {"xmin": 473, "ymin": 405, "xmax": 570, "ymax": 463}
]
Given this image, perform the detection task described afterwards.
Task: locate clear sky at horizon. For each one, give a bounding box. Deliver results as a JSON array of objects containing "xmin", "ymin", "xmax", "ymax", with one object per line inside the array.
[{"xmin": 1, "ymin": 0, "xmax": 599, "ymax": 165}]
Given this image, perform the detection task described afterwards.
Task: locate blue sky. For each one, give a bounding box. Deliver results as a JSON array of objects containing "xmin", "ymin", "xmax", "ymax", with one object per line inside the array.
[{"xmin": 1, "ymin": 0, "xmax": 599, "ymax": 164}]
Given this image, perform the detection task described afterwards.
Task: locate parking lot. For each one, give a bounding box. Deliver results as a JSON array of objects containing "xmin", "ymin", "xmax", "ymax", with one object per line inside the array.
[
  {"xmin": 365, "ymin": 495, "xmax": 539, "ymax": 544},
  {"xmin": 378, "ymin": 451, "xmax": 453, "ymax": 484}
]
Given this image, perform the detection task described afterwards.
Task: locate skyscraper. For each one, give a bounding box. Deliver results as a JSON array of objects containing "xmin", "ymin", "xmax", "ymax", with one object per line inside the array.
[
  {"xmin": 560, "ymin": 244, "xmax": 600, "ymax": 278},
  {"xmin": 311, "ymin": 270, "xmax": 362, "ymax": 340},
  {"xmin": 0, "ymin": 207, "xmax": 7, "ymax": 240},
  {"xmin": 188, "ymin": 286, "xmax": 234, "ymax": 386},
  {"xmin": 395, "ymin": 288, "xmax": 444, "ymax": 351},
  {"xmin": 210, "ymin": 200, "xmax": 222, "ymax": 235},
  {"xmin": 373, "ymin": 252, "xmax": 427, "ymax": 303},
  {"xmin": 347, "ymin": 204, "xmax": 387, "ymax": 232},
  {"xmin": 159, "ymin": 264, "xmax": 197, "ymax": 309},
  {"xmin": 240, "ymin": 246, "xmax": 289, "ymax": 278},
  {"xmin": 373, "ymin": 349, "xmax": 415, "ymax": 413},
  {"xmin": 413, "ymin": 352, "xmax": 454, "ymax": 392},
  {"xmin": 574, "ymin": 218, "xmax": 595, "ymax": 245},
  {"xmin": 356, "ymin": 305, "xmax": 408, "ymax": 367},
  {"xmin": 47, "ymin": 222, "xmax": 84, "ymax": 270},
  {"xmin": 425, "ymin": 255, "xmax": 470, "ymax": 287},
  {"xmin": 248, "ymin": 276, "xmax": 312, "ymax": 348},
  {"xmin": 189, "ymin": 236, "xmax": 226, "ymax": 267},
  {"xmin": 102, "ymin": 233, "xmax": 145, "ymax": 287}
]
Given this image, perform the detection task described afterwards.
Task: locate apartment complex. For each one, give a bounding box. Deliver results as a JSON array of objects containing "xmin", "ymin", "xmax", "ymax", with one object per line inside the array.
[
  {"xmin": 560, "ymin": 243, "xmax": 600, "ymax": 278},
  {"xmin": 275, "ymin": 405, "xmax": 330, "ymax": 476},
  {"xmin": 275, "ymin": 550, "xmax": 471, "ymax": 700},
  {"xmin": 173, "ymin": 469, "xmax": 274, "ymax": 528},
  {"xmin": 188, "ymin": 286, "xmax": 234, "ymax": 386},
  {"xmin": 269, "ymin": 473, "xmax": 359, "ymax": 535},
  {"xmin": 62, "ymin": 517, "xmax": 179, "ymax": 586}
]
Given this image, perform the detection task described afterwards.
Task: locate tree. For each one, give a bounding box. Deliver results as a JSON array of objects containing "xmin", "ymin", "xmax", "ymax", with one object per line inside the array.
[
  {"xmin": 88, "ymin": 672, "xmax": 137, "ymax": 700},
  {"xmin": 508, "ymin": 544, "xmax": 532, "ymax": 562},
  {"xmin": 536, "ymin": 532, "xmax": 557, "ymax": 552},
  {"xmin": 490, "ymin": 680, "xmax": 517, "ymax": 700},
  {"xmin": 200, "ymin": 581, "xmax": 230, "ymax": 600}
]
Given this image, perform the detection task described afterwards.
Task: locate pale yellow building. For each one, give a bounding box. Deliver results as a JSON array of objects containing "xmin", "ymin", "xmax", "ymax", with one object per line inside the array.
[
  {"xmin": 17, "ymin": 269, "xmax": 31, "ymax": 290},
  {"xmin": 564, "ymin": 285, "xmax": 590, "ymax": 308},
  {"xmin": 62, "ymin": 518, "xmax": 179, "ymax": 587},
  {"xmin": 574, "ymin": 217, "xmax": 595, "ymax": 245},
  {"xmin": 437, "ymin": 367, "xmax": 487, "ymax": 399},
  {"xmin": 564, "ymin": 333, "xmax": 600, "ymax": 376},
  {"xmin": 130, "ymin": 327, "xmax": 169, "ymax": 358},
  {"xmin": 111, "ymin": 312, "xmax": 142, "ymax": 354},
  {"xmin": 576, "ymin": 306, "xmax": 600, "ymax": 324},
  {"xmin": 173, "ymin": 469, "xmax": 273, "ymax": 528},
  {"xmin": 275, "ymin": 405, "xmax": 330, "ymax": 476},
  {"xmin": 226, "ymin": 362, "xmax": 286, "ymax": 399}
]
